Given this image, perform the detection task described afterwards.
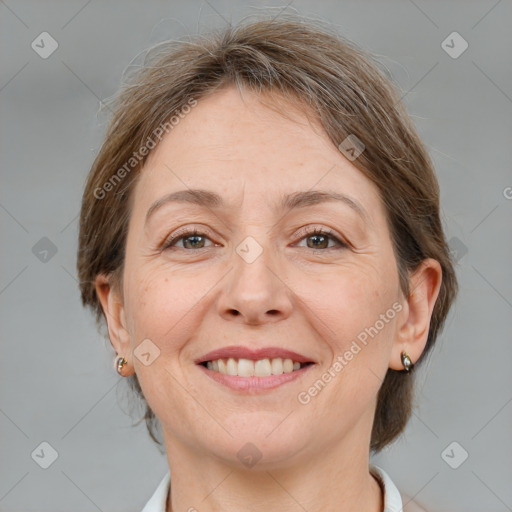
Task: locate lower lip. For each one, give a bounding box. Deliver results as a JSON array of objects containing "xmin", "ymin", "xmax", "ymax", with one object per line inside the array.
[{"xmin": 197, "ymin": 363, "xmax": 316, "ymax": 392}]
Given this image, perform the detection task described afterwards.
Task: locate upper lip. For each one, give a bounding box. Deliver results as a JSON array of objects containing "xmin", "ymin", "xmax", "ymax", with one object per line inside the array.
[{"xmin": 195, "ymin": 346, "xmax": 315, "ymax": 364}]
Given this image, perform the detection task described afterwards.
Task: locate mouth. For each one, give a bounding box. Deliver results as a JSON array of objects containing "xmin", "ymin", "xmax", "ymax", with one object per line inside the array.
[
  {"xmin": 195, "ymin": 346, "xmax": 316, "ymax": 392},
  {"xmin": 200, "ymin": 357, "xmax": 314, "ymax": 377}
]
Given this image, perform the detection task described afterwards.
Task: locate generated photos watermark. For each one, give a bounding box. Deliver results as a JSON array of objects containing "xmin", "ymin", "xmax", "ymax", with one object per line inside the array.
[
  {"xmin": 297, "ymin": 301, "xmax": 403, "ymax": 405},
  {"xmin": 93, "ymin": 97, "xmax": 198, "ymax": 200}
]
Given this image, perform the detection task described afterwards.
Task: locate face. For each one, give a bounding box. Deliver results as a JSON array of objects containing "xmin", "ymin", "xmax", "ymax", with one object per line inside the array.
[{"xmin": 108, "ymin": 86, "xmax": 410, "ymax": 468}]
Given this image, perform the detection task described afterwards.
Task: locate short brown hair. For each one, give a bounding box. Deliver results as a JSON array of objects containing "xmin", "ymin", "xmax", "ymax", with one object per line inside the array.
[{"xmin": 77, "ymin": 15, "xmax": 458, "ymax": 453}]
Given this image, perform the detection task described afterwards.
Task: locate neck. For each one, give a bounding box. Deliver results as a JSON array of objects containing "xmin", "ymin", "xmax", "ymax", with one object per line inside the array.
[{"xmin": 163, "ymin": 432, "xmax": 383, "ymax": 512}]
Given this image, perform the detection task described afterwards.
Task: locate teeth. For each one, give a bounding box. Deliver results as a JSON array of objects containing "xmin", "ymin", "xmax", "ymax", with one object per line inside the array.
[
  {"xmin": 226, "ymin": 358, "xmax": 238, "ymax": 376},
  {"xmin": 283, "ymin": 359, "xmax": 294, "ymax": 373},
  {"xmin": 205, "ymin": 357, "xmax": 307, "ymax": 376},
  {"xmin": 254, "ymin": 358, "xmax": 272, "ymax": 377},
  {"xmin": 238, "ymin": 358, "xmax": 254, "ymax": 377},
  {"xmin": 271, "ymin": 358, "xmax": 283, "ymax": 375}
]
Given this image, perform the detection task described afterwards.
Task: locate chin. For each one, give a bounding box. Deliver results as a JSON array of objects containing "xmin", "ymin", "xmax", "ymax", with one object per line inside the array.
[{"xmin": 206, "ymin": 415, "xmax": 312, "ymax": 470}]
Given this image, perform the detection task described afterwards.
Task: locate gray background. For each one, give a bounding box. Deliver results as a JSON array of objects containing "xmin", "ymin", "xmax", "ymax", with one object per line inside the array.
[{"xmin": 1, "ymin": 1, "xmax": 511, "ymax": 511}]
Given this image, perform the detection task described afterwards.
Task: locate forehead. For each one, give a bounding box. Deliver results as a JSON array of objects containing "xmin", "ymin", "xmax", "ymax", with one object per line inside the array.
[{"xmin": 133, "ymin": 85, "xmax": 385, "ymax": 222}]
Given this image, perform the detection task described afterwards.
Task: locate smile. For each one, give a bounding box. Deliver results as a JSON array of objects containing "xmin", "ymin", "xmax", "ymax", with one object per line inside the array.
[
  {"xmin": 195, "ymin": 345, "xmax": 316, "ymax": 391},
  {"xmin": 201, "ymin": 357, "xmax": 313, "ymax": 377}
]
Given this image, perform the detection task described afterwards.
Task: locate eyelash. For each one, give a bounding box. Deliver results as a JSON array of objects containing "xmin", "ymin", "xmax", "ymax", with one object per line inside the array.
[
  {"xmin": 294, "ymin": 226, "xmax": 347, "ymax": 250},
  {"xmin": 161, "ymin": 226, "xmax": 347, "ymax": 251}
]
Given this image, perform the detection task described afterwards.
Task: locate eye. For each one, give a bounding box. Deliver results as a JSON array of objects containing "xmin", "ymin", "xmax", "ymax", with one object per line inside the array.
[
  {"xmin": 295, "ymin": 226, "xmax": 347, "ymax": 250},
  {"xmin": 162, "ymin": 228, "xmax": 214, "ymax": 250},
  {"xmin": 161, "ymin": 226, "xmax": 347, "ymax": 252}
]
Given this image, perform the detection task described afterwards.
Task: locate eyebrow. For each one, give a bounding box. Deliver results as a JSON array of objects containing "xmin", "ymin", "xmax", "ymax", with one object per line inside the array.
[{"xmin": 145, "ymin": 188, "xmax": 369, "ymax": 224}]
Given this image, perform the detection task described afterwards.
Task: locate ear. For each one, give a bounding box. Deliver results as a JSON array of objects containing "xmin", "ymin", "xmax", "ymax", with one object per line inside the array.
[
  {"xmin": 95, "ymin": 273, "xmax": 134, "ymax": 376},
  {"xmin": 389, "ymin": 258, "xmax": 443, "ymax": 370}
]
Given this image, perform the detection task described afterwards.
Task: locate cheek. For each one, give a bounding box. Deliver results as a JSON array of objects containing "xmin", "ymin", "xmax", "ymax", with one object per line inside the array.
[
  {"xmin": 122, "ymin": 267, "xmax": 208, "ymax": 413},
  {"xmin": 125, "ymin": 267, "xmax": 201, "ymax": 346},
  {"xmin": 310, "ymin": 260, "xmax": 399, "ymax": 350},
  {"xmin": 339, "ymin": 267, "xmax": 400, "ymax": 386}
]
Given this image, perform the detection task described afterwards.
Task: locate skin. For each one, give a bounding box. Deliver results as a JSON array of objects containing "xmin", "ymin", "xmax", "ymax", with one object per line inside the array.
[{"xmin": 96, "ymin": 85, "xmax": 442, "ymax": 512}]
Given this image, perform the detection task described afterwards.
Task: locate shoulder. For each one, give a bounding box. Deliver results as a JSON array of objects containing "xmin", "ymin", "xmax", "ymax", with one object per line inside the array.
[{"xmin": 401, "ymin": 493, "xmax": 429, "ymax": 512}]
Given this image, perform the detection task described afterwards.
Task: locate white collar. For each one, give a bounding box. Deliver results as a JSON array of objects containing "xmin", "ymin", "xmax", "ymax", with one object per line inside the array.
[
  {"xmin": 141, "ymin": 470, "xmax": 170, "ymax": 512},
  {"xmin": 370, "ymin": 464, "xmax": 404, "ymax": 512},
  {"xmin": 141, "ymin": 464, "xmax": 403, "ymax": 512}
]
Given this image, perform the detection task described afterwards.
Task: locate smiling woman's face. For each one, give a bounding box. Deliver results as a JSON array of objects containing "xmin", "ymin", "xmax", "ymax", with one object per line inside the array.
[{"xmin": 102, "ymin": 85, "xmax": 414, "ymax": 467}]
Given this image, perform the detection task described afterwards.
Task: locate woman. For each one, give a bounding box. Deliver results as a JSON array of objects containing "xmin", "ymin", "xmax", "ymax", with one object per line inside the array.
[{"xmin": 77, "ymin": 15, "xmax": 457, "ymax": 512}]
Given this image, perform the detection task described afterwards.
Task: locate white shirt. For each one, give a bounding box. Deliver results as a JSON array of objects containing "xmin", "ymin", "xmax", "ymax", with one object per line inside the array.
[{"xmin": 141, "ymin": 464, "xmax": 404, "ymax": 512}]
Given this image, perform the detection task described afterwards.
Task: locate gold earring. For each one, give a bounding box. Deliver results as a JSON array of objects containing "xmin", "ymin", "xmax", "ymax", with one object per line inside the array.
[
  {"xmin": 401, "ymin": 351, "xmax": 413, "ymax": 372},
  {"xmin": 115, "ymin": 356, "xmax": 128, "ymax": 375}
]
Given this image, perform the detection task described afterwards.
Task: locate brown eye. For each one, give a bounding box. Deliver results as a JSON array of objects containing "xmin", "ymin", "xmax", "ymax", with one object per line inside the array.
[
  {"xmin": 162, "ymin": 229, "xmax": 213, "ymax": 250},
  {"xmin": 306, "ymin": 233, "xmax": 330, "ymax": 249},
  {"xmin": 295, "ymin": 227, "xmax": 347, "ymax": 250},
  {"xmin": 180, "ymin": 234, "xmax": 208, "ymax": 249}
]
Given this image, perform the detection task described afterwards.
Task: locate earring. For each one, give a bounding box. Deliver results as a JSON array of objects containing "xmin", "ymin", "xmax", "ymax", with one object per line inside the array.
[
  {"xmin": 115, "ymin": 356, "xmax": 128, "ymax": 375},
  {"xmin": 401, "ymin": 351, "xmax": 413, "ymax": 372}
]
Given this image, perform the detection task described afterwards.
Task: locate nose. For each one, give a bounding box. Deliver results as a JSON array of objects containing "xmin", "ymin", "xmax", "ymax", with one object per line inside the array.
[{"xmin": 216, "ymin": 242, "xmax": 293, "ymax": 325}]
